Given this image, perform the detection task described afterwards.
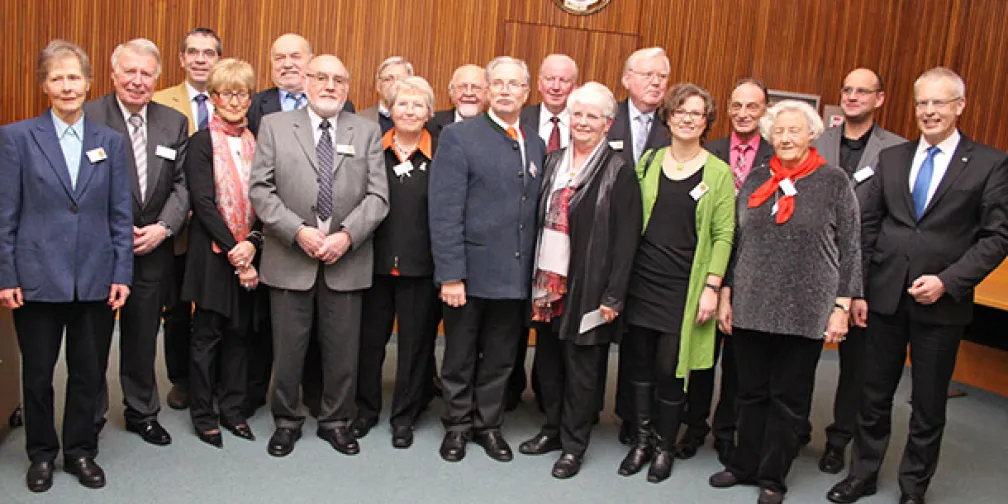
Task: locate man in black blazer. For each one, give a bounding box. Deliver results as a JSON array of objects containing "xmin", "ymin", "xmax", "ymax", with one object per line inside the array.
[
  {"xmin": 85, "ymin": 39, "xmax": 189, "ymax": 446},
  {"xmin": 607, "ymin": 47, "xmax": 671, "ymax": 446},
  {"xmin": 427, "ymin": 64, "xmax": 488, "ymax": 138},
  {"xmin": 677, "ymin": 78, "xmax": 773, "ymax": 464},
  {"xmin": 828, "ymin": 67, "xmax": 1008, "ymax": 504}
]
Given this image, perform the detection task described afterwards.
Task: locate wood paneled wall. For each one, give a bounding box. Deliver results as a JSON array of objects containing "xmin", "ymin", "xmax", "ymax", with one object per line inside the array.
[{"xmin": 2, "ymin": 0, "xmax": 1007, "ymax": 150}]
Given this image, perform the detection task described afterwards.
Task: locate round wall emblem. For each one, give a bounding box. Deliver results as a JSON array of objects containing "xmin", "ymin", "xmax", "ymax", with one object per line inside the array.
[{"xmin": 553, "ymin": 0, "xmax": 612, "ymax": 15}]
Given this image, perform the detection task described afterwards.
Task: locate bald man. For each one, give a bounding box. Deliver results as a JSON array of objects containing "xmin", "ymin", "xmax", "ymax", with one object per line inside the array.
[{"xmin": 427, "ymin": 64, "xmax": 488, "ymax": 138}]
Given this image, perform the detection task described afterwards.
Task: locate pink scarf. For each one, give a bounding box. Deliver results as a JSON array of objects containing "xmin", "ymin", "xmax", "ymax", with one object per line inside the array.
[{"xmin": 208, "ymin": 115, "xmax": 256, "ymax": 253}]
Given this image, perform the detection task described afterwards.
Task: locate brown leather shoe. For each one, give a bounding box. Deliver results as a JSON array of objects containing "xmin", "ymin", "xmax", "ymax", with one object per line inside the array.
[{"xmin": 166, "ymin": 384, "xmax": 188, "ymax": 410}]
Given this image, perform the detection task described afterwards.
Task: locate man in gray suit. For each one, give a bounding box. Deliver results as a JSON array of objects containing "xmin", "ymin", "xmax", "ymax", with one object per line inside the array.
[
  {"xmin": 811, "ymin": 67, "xmax": 904, "ymax": 474},
  {"xmin": 357, "ymin": 56, "xmax": 414, "ymax": 134},
  {"xmin": 85, "ymin": 38, "xmax": 189, "ymax": 447},
  {"xmin": 250, "ymin": 54, "xmax": 388, "ymax": 458}
]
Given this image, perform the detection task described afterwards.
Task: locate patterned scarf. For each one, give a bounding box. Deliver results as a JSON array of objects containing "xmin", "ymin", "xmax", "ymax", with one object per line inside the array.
[
  {"xmin": 208, "ymin": 114, "xmax": 256, "ymax": 253},
  {"xmin": 532, "ymin": 186, "xmax": 575, "ymax": 322},
  {"xmin": 747, "ymin": 147, "xmax": 825, "ymax": 224}
]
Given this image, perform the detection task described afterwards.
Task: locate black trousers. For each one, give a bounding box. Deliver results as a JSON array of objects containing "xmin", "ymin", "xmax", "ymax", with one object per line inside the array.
[
  {"xmin": 189, "ymin": 307, "xmax": 248, "ymax": 432},
  {"xmin": 95, "ymin": 252, "xmax": 169, "ymax": 425},
  {"xmin": 269, "ymin": 271, "xmax": 361, "ymax": 430},
  {"xmin": 849, "ymin": 297, "xmax": 963, "ymax": 497},
  {"xmin": 15, "ymin": 301, "xmax": 110, "ymax": 463},
  {"xmin": 534, "ymin": 328, "xmax": 607, "ymax": 456},
  {"xmin": 728, "ymin": 328, "xmax": 822, "ymax": 494},
  {"xmin": 163, "ymin": 253, "xmax": 192, "ymax": 387},
  {"xmin": 682, "ymin": 329, "xmax": 738, "ymax": 442},
  {"xmin": 507, "ymin": 328, "xmax": 541, "ymax": 404},
  {"xmin": 356, "ymin": 275, "xmax": 438, "ymax": 427},
  {"xmin": 440, "ymin": 297, "xmax": 523, "ymax": 433},
  {"xmin": 244, "ymin": 289, "xmax": 273, "ymax": 412},
  {"xmin": 821, "ymin": 325, "xmax": 867, "ymax": 448}
]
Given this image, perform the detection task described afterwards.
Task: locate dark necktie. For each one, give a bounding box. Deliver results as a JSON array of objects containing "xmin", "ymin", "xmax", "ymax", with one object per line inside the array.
[
  {"xmin": 316, "ymin": 119, "xmax": 334, "ymax": 221},
  {"xmin": 547, "ymin": 116, "xmax": 561, "ymax": 153},
  {"xmin": 912, "ymin": 146, "xmax": 940, "ymax": 220},
  {"xmin": 195, "ymin": 94, "xmax": 209, "ymax": 130}
]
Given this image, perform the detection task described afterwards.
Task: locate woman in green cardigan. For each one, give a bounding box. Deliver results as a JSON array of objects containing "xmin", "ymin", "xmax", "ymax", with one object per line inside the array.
[{"xmin": 617, "ymin": 83, "xmax": 735, "ymax": 483}]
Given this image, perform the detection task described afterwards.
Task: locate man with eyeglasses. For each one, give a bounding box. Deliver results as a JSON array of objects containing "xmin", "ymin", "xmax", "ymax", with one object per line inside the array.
[
  {"xmin": 359, "ymin": 56, "xmax": 414, "ymax": 134},
  {"xmin": 505, "ymin": 53, "xmax": 579, "ymax": 414},
  {"xmin": 672, "ymin": 77, "xmax": 775, "ymax": 465},
  {"xmin": 828, "ymin": 67, "xmax": 1008, "ymax": 504},
  {"xmin": 250, "ymin": 54, "xmax": 388, "ymax": 458},
  {"xmin": 247, "ymin": 34, "xmax": 355, "ymax": 137},
  {"xmin": 430, "ymin": 56, "xmax": 546, "ymax": 463},
  {"xmin": 809, "ymin": 68, "xmax": 904, "ymax": 476},
  {"xmin": 608, "ymin": 46, "xmax": 672, "ymax": 447},
  {"xmin": 152, "ymin": 27, "xmax": 222, "ymax": 412},
  {"xmin": 427, "ymin": 64, "xmax": 489, "ymax": 138},
  {"xmin": 84, "ymin": 38, "xmax": 189, "ymax": 447}
]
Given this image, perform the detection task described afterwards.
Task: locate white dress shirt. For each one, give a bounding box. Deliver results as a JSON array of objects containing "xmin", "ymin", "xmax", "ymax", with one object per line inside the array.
[
  {"xmin": 537, "ymin": 106, "xmax": 570, "ymax": 150},
  {"xmin": 185, "ymin": 81, "xmax": 214, "ymax": 123},
  {"xmin": 908, "ymin": 129, "xmax": 961, "ymax": 207}
]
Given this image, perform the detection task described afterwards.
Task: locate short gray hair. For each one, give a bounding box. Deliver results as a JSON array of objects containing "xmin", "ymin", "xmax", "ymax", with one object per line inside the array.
[
  {"xmin": 375, "ymin": 56, "xmax": 414, "ymax": 81},
  {"xmin": 760, "ymin": 99, "xmax": 825, "ymax": 141},
  {"xmin": 567, "ymin": 81, "xmax": 616, "ymax": 119},
  {"xmin": 36, "ymin": 39, "xmax": 91, "ymax": 84},
  {"xmin": 389, "ymin": 76, "xmax": 435, "ymax": 120},
  {"xmin": 448, "ymin": 63, "xmax": 485, "ymax": 93},
  {"xmin": 485, "ymin": 56, "xmax": 530, "ymax": 85},
  {"xmin": 914, "ymin": 66, "xmax": 966, "ymax": 99},
  {"xmin": 623, "ymin": 47, "xmax": 670, "ymax": 75},
  {"xmin": 111, "ymin": 38, "xmax": 162, "ymax": 78}
]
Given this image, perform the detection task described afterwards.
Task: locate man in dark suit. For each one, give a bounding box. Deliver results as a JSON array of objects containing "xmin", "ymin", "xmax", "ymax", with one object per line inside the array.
[
  {"xmin": 676, "ymin": 78, "xmax": 774, "ymax": 464},
  {"xmin": 85, "ymin": 39, "xmax": 189, "ymax": 447},
  {"xmin": 358, "ymin": 56, "xmax": 413, "ymax": 134},
  {"xmin": 608, "ymin": 47, "xmax": 671, "ymax": 446},
  {"xmin": 427, "ymin": 63, "xmax": 488, "ymax": 138},
  {"xmin": 0, "ymin": 40, "xmax": 132, "ymax": 491},
  {"xmin": 246, "ymin": 33, "xmax": 354, "ymax": 137},
  {"xmin": 508, "ymin": 53, "xmax": 578, "ymax": 413},
  {"xmin": 810, "ymin": 68, "xmax": 905, "ymax": 475},
  {"xmin": 430, "ymin": 57, "xmax": 545, "ymax": 463},
  {"xmin": 828, "ymin": 67, "xmax": 1008, "ymax": 504},
  {"xmin": 250, "ymin": 54, "xmax": 388, "ymax": 458}
]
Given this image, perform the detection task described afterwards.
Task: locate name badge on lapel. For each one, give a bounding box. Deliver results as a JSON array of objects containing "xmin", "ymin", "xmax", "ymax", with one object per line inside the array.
[
  {"xmin": 417, "ymin": 162, "xmax": 427, "ymax": 172},
  {"xmin": 779, "ymin": 178, "xmax": 797, "ymax": 196},
  {"xmin": 86, "ymin": 147, "xmax": 107, "ymax": 164},
  {"xmin": 853, "ymin": 166, "xmax": 874, "ymax": 183},
  {"xmin": 689, "ymin": 181, "xmax": 709, "ymax": 201},
  {"xmin": 155, "ymin": 145, "xmax": 177, "ymax": 160},
  {"xmin": 608, "ymin": 140, "xmax": 624, "ymax": 151},
  {"xmin": 335, "ymin": 144, "xmax": 355, "ymax": 156},
  {"xmin": 528, "ymin": 160, "xmax": 538, "ymax": 178},
  {"xmin": 393, "ymin": 161, "xmax": 413, "ymax": 178}
]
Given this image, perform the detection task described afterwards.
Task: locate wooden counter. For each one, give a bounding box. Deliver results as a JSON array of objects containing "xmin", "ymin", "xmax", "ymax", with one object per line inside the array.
[{"xmin": 974, "ymin": 261, "xmax": 1008, "ymax": 310}]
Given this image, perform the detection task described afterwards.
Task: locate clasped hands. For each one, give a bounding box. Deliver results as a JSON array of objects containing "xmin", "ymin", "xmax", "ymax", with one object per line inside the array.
[
  {"xmin": 228, "ymin": 240, "xmax": 259, "ymax": 290},
  {"xmin": 133, "ymin": 224, "xmax": 168, "ymax": 256},
  {"xmin": 296, "ymin": 226, "xmax": 351, "ymax": 265}
]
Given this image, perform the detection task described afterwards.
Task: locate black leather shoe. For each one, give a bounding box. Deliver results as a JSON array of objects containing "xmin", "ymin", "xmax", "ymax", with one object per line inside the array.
[
  {"xmin": 675, "ymin": 435, "xmax": 703, "ymax": 459},
  {"xmin": 222, "ymin": 421, "xmax": 255, "ymax": 441},
  {"xmin": 391, "ymin": 425, "xmax": 414, "ymax": 449},
  {"xmin": 826, "ymin": 476, "xmax": 877, "ymax": 503},
  {"xmin": 267, "ymin": 427, "xmax": 301, "ymax": 457},
  {"xmin": 617, "ymin": 421, "xmax": 635, "ymax": 445},
  {"xmin": 709, "ymin": 470, "xmax": 741, "ymax": 488},
  {"xmin": 899, "ymin": 494, "xmax": 926, "ymax": 504},
  {"xmin": 26, "ymin": 461, "xmax": 54, "ymax": 492},
  {"xmin": 350, "ymin": 417, "xmax": 377, "ymax": 439},
  {"xmin": 64, "ymin": 457, "xmax": 105, "ymax": 489},
  {"xmin": 551, "ymin": 453, "xmax": 582, "ymax": 479},
  {"xmin": 127, "ymin": 419, "xmax": 172, "ymax": 445},
  {"xmin": 648, "ymin": 448, "xmax": 674, "ymax": 483},
  {"xmin": 758, "ymin": 488, "xmax": 784, "ymax": 504},
  {"xmin": 819, "ymin": 444, "xmax": 846, "ymax": 474},
  {"xmin": 440, "ymin": 431, "xmax": 467, "ymax": 462},
  {"xmin": 166, "ymin": 384, "xmax": 189, "ymax": 410},
  {"xmin": 518, "ymin": 432, "xmax": 562, "ymax": 455},
  {"xmin": 196, "ymin": 429, "xmax": 223, "ymax": 448},
  {"xmin": 318, "ymin": 426, "xmax": 360, "ymax": 455},
  {"xmin": 474, "ymin": 430, "xmax": 513, "ymax": 462},
  {"xmin": 713, "ymin": 438, "xmax": 735, "ymax": 466},
  {"xmin": 618, "ymin": 426, "xmax": 653, "ymax": 476}
]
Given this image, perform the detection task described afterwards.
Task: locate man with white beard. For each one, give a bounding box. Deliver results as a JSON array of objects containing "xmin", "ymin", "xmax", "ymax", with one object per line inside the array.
[{"xmin": 426, "ymin": 64, "xmax": 489, "ymax": 137}]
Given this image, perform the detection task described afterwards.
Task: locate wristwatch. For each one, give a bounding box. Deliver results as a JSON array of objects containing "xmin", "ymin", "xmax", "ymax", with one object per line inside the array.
[
  {"xmin": 158, "ymin": 221, "xmax": 173, "ymax": 238},
  {"xmin": 705, "ymin": 283, "xmax": 720, "ymax": 293},
  {"xmin": 834, "ymin": 302, "xmax": 850, "ymax": 313}
]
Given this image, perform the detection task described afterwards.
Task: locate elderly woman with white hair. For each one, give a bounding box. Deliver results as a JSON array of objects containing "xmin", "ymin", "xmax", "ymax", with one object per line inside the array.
[
  {"xmin": 709, "ymin": 99, "xmax": 861, "ymax": 504},
  {"xmin": 515, "ymin": 82, "xmax": 642, "ymax": 479},
  {"xmin": 355, "ymin": 76, "xmax": 440, "ymax": 449}
]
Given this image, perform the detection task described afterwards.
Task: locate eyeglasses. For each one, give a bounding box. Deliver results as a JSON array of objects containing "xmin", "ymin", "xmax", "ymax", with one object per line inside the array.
[
  {"xmin": 841, "ymin": 86, "xmax": 880, "ymax": 97},
  {"xmin": 307, "ymin": 73, "xmax": 350, "ymax": 86},
  {"xmin": 451, "ymin": 83, "xmax": 486, "ymax": 93},
  {"xmin": 184, "ymin": 47, "xmax": 219, "ymax": 59},
  {"xmin": 489, "ymin": 80, "xmax": 528, "ymax": 92},
  {"xmin": 540, "ymin": 75, "xmax": 575, "ymax": 86},
  {"xmin": 729, "ymin": 102, "xmax": 764, "ymax": 113},
  {"xmin": 214, "ymin": 90, "xmax": 250, "ymax": 101},
  {"xmin": 379, "ymin": 74, "xmax": 406, "ymax": 84},
  {"xmin": 672, "ymin": 109, "xmax": 706, "ymax": 121},
  {"xmin": 914, "ymin": 97, "xmax": 962, "ymax": 110},
  {"xmin": 627, "ymin": 69, "xmax": 669, "ymax": 82}
]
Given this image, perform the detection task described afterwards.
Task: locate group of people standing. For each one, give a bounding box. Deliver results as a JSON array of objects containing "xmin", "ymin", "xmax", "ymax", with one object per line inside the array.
[{"xmin": 1, "ymin": 28, "xmax": 1006, "ymax": 504}]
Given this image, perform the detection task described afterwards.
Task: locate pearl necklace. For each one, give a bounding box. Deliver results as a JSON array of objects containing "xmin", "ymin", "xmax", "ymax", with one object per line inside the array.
[{"xmin": 393, "ymin": 134, "xmax": 419, "ymax": 160}]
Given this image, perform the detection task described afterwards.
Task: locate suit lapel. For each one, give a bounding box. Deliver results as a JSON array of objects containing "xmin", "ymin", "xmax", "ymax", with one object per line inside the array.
[
  {"xmin": 264, "ymin": 89, "xmax": 282, "ymax": 115},
  {"xmin": 755, "ymin": 139, "xmax": 774, "ymax": 167},
  {"xmin": 860, "ymin": 128, "xmax": 885, "ymax": 171},
  {"xmin": 143, "ymin": 105, "xmax": 170, "ymax": 204},
  {"xmin": 293, "ymin": 109, "xmax": 318, "ymax": 170},
  {"xmin": 821, "ymin": 128, "xmax": 841, "ymax": 167},
  {"xmin": 894, "ymin": 141, "xmax": 919, "ymax": 221},
  {"xmin": 331, "ymin": 114, "xmax": 354, "ymax": 177},
  {"xmin": 921, "ymin": 137, "xmax": 973, "ymax": 219},
  {"xmin": 99, "ymin": 95, "xmax": 143, "ymax": 205},
  {"xmin": 74, "ymin": 120, "xmax": 102, "ymax": 198},
  {"xmin": 30, "ymin": 114, "xmax": 76, "ymax": 201}
]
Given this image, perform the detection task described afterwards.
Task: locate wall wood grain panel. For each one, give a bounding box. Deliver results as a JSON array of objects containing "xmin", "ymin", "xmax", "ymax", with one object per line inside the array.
[{"xmin": 504, "ymin": 0, "xmax": 640, "ymax": 35}]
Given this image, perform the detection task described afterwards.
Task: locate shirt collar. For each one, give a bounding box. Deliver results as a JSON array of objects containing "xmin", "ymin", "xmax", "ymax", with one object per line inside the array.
[
  {"xmin": 627, "ymin": 99, "xmax": 654, "ymax": 123},
  {"xmin": 918, "ymin": 129, "xmax": 961, "ymax": 156},
  {"xmin": 307, "ymin": 106, "xmax": 338, "ymax": 132},
  {"xmin": 51, "ymin": 110, "xmax": 84, "ymax": 140},
  {"xmin": 539, "ymin": 105, "xmax": 569, "ymax": 128},
  {"xmin": 453, "ymin": 109, "xmax": 464, "ymax": 123},
  {"xmin": 280, "ymin": 88, "xmax": 305, "ymax": 104},
  {"xmin": 185, "ymin": 81, "xmax": 208, "ymax": 102},
  {"xmin": 841, "ymin": 123, "xmax": 875, "ymax": 146},
  {"xmin": 381, "ymin": 127, "xmax": 434, "ymax": 162},
  {"xmin": 488, "ymin": 109, "xmax": 521, "ymax": 137},
  {"xmin": 378, "ymin": 103, "xmax": 390, "ymax": 118},
  {"xmin": 730, "ymin": 130, "xmax": 761, "ymax": 151},
  {"xmin": 115, "ymin": 96, "xmax": 147, "ymax": 125}
]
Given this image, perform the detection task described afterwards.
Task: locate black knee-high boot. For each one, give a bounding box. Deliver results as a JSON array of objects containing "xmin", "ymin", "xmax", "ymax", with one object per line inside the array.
[
  {"xmin": 648, "ymin": 397, "xmax": 684, "ymax": 482},
  {"xmin": 618, "ymin": 381, "xmax": 655, "ymax": 476}
]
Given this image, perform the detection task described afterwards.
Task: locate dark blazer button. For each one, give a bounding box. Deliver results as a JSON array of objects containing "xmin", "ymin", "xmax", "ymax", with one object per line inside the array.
[{"xmin": 70, "ymin": 204, "xmax": 78, "ymax": 213}]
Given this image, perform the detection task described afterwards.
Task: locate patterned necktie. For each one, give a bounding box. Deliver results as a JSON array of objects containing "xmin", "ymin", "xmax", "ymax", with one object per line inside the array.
[
  {"xmin": 316, "ymin": 119, "xmax": 334, "ymax": 221},
  {"xmin": 547, "ymin": 116, "xmax": 561, "ymax": 153},
  {"xmin": 912, "ymin": 146, "xmax": 940, "ymax": 220},
  {"xmin": 195, "ymin": 94, "xmax": 209, "ymax": 130},
  {"xmin": 633, "ymin": 114, "xmax": 651, "ymax": 163},
  {"xmin": 733, "ymin": 144, "xmax": 751, "ymax": 191},
  {"xmin": 128, "ymin": 113, "xmax": 148, "ymax": 201}
]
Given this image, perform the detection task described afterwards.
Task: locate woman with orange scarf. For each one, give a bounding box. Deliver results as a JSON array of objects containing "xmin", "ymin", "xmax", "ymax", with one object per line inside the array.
[
  {"xmin": 709, "ymin": 100, "xmax": 862, "ymax": 504},
  {"xmin": 181, "ymin": 59, "xmax": 263, "ymax": 448}
]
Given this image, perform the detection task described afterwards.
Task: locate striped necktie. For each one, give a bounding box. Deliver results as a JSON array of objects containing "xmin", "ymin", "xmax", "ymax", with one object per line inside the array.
[
  {"xmin": 128, "ymin": 114, "xmax": 148, "ymax": 201},
  {"xmin": 316, "ymin": 119, "xmax": 334, "ymax": 221}
]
